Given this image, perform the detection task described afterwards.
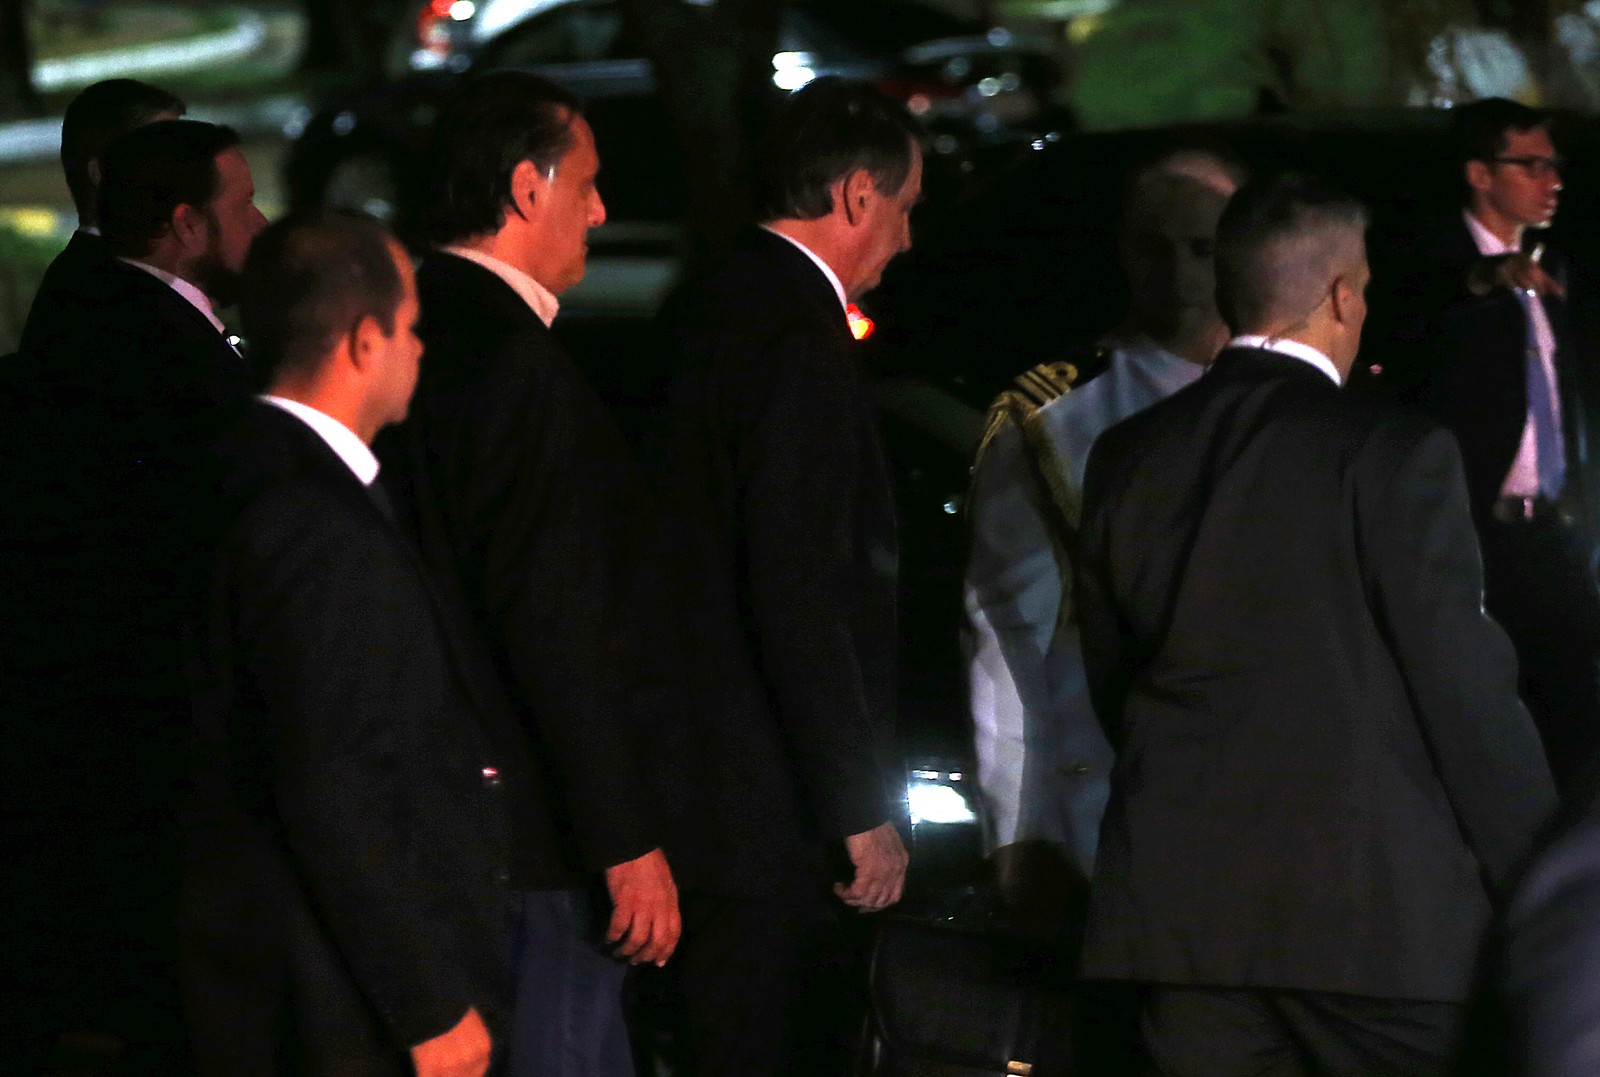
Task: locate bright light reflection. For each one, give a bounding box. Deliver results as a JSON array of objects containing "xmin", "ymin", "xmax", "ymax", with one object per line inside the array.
[
  {"xmin": 450, "ymin": 0, "xmax": 477, "ymax": 20},
  {"xmin": 774, "ymin": 66, "xmax": 816, "ymax": 91},
  {"xmin": 908, "ymin": 782, "xmax": 977, "ymax": 825}
]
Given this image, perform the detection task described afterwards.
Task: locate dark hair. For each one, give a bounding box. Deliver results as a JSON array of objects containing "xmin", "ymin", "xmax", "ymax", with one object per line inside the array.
[
  {"xmin": 97, "ymin": 119, "xmax": 242, "ymax": 258},
  {"xmin": 1215, "ymin": 172, "xmax": 1369, "ymax": 334},
  {"xmin": 1451, "ymin": 97, "xmax": 1550, "ymax": 202},
  {"xmin": 415, "ymin": 71, "xmax": 583, "ymax": 245},
  {"xmin": 61, "ymin": 79, "xmax": 186, "ymax": 222},
  {"xmin": 757, "ymin": 78, "xmax": 922, "ymax": 221},
  {"xmin": 240, "ymin": 210, "xmax": 404, "ymax": 386}
]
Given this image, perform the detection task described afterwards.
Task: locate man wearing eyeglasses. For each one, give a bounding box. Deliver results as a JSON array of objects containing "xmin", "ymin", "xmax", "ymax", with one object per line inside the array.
[{"xmin": 1373, "ymin": 97, "xmax": 1600, "ymax": 801}]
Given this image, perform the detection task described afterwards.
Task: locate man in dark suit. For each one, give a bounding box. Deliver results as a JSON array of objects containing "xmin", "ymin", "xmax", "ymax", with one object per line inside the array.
[
  {"xmin": 183, "ymin": 210, "xmax": 517, "ymax": 1077},
  {"xmin": 1371, "ymin": 99, "xmax": 1600, "ymax": 799},
  {"xmin": 646, "ymin": 78, "xmax": 921, "ymax": 1077},
  {"xmin": 374, "ymin": 72, "xmax": 676, "ymax": 1077},
  {"xmin": 15, "ymin": 77, "xmax": 184, "ymax": 355},
  {"xmin": 0, "ymin": 117, "xmax": 264, "ymax": 1072},
  {"xmin": 1075, "ymin": 174, "xmax": 1556, "ymax": 1075}
]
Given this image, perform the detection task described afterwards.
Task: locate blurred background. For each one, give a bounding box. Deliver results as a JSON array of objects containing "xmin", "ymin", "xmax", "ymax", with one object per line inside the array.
[{"xmin": 3, "ymin": 0, "xmax": 1600, "ymax": 353}]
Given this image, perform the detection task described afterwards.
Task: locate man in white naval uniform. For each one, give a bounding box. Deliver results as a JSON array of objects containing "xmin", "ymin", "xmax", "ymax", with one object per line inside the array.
[{"xmin": 964, "ymin": 150, "xmax": 1243, "ymax": 926}]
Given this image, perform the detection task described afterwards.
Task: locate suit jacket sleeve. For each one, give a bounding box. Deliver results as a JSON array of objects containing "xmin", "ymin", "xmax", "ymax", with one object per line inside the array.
[
  {"xmin": 231, "ymin": 487, "xmax": 476, "ymax": 1049},
  {"xmin": 1358, "ymin": 422, "xmax": 1556, "ymax": 894},
  {"xmin": 456, "ymin": 335, "xmax": 653, "ymax": 872},
  {"xmin": 738, "ymin": 332, "xmax": 896, "ymax": 841}
]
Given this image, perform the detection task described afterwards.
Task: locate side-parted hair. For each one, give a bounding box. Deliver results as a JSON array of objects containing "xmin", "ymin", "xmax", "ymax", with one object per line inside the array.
[
  {"xmin": 97, "ymin": 119, "xmax": 242, "ymax": 259},
  {"xmin": 240, "ymin": 210, "xmax": 404, "ymax": 386},
  {"xmin": 757, "ymin": 77, "xmax": 922, "ymax": 222},
  {"xmin": 61, "ymin": 78, "xmax": 186, "ymax": 220},
  {"xmin": 415, "ymin": 71, "xmax": 582, "ymax": 246},
  {"xmin": 1215, "ymin": 173, "xmax": 1369, "ymax": 335}
]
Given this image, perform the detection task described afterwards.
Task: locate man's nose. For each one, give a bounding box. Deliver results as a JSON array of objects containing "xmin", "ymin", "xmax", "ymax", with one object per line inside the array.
[{"xmin": 590, "ymin": 192, "xmax": 607, "ymax": 228}]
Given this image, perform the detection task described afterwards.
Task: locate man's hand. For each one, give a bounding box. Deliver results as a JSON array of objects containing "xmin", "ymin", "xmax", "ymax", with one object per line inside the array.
[
  {"xmin": 605, "ymin": 847, "xmax": 680, "ymax": 966},
  {"xmin": 410, "ymin": 1007, "xmax": 491, "ymax": 1077},
  {"xmin": 834, "ymin": 821, "xmax": 908, "ymax": 912},
  {"xmin": 1474, "ymin": 246, "xmax": 1566, "ymax": 299}
]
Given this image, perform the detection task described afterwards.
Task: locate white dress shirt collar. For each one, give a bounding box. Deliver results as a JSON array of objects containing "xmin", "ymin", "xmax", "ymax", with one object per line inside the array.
[
  {"xmin": 118, "ymin": 257, "xmax": 227, "ymax": 335},
  {"xmin": 442, "ymin": 245, "xmax": 560, "ymax": 328},
  {"xmin": 761, "ymin": 225, "xmax": 849, "ymax": 312},
  {"xmin": 259, "ymin": 395, "xmax": 380, "ymax": 486},
  {"xmin": 80, "ymin": 225, "xmax": 100, "ymax": 237},
  {"xmin": 1226, "ymin": 334, "xmax": 1342, "ymax": 385},
  {"xmin": 1463, "ymin": 208, "xmax": 1518, "ymax": 256}
]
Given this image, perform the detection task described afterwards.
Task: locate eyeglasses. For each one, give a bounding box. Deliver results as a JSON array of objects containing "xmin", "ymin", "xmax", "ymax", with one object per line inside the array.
[{"xmin": 1492, "ymin": 154, "xmax": 1566, "ymax": 177}]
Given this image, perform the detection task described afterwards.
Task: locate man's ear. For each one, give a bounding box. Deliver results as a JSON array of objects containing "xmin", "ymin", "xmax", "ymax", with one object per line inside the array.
[
  {"xmin": 509, "ymin": 159, "xmax": 545, "ymax": 221},
  {"xmin": 1466, "ymin": 159, "xmax": 1493, "ymax": 195},
  {"xmin": 348, "ymin": 313, "xmax": 386, "ymax": 373},
  {"xmin": 841, "ymin": 168, "xmax": 875, "ymax": 226},
  {"xmin": 171, "ymin": 202, "xmax": 206, "ymax": 248},
  {"xmin": 1330, "ymin": 276, "xmax": 1354, "ymax": 326}
]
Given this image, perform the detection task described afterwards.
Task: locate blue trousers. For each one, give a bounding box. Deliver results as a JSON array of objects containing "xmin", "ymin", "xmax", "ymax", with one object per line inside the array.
[{"xmin": 503, "ymin": 888, "xmax": 634, "ymax": 1077}]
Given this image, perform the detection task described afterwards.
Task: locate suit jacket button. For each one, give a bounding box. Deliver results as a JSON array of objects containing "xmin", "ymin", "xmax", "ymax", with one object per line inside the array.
[
  {"xmin": 481, "ymin": 765, "xmax": 503, "ymax": 790},
  {"xmin": 492, "ymin": 868, "xmax": 510, "ymax": 886},
  {"xmin": 1066, "ymin": 763, "xmax": 1092, "ymax": 776}
]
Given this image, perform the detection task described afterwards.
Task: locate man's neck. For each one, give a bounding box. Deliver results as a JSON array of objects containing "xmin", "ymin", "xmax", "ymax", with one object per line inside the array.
[
  {"xmin": 765, "ymin": 219, "xmax": 852, "ymax": 298},
  {"xmin": 452, "ymin": 231, "xmax": 542, "ymax": 288},
  {"xmin": 266, "ymin": 383, "xmax": 372, "ymax": 444},
  {"xmin": 1468, "ymin": 203, "xmax": 1524, "ymax": 250}
]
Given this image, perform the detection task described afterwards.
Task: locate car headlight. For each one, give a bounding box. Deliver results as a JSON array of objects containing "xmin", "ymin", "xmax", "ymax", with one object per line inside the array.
[{"xmin": 906, "ymin": 767, "xmax": 977, "ymax": 826}]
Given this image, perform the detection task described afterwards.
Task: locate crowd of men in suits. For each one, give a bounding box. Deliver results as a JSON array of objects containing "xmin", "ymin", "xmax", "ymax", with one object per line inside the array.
[
  {"xmin": 1, "ymin": 73, "xmax": 915, "ymax": 1077},
  {"xmin": 7, "ymin": 61, "xmax": 1600, "ymax": 1077}
]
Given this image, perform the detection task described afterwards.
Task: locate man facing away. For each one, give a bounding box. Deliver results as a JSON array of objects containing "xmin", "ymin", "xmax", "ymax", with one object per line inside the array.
[
  {"xmin": 1375, "ymin": 98, "xmax": 1600, "ymax": 800},
  {"xmin": 1075, "ymin": 174, "xmax": 1555, "ymax": 1075},
  {"xmin": 183, "ymin": 210, "xmax": 525, "ymax": 1077},
  {"xmin": 645, "ymin": 77, "xmax": 920, "ymax": 1077},
  {"xmin": 964, "ymin": 146, "xmax": 1243, "ymax": 928},
  {"xmin": 374, "ymin": 71, "xmax": 677, "ymax": 1077},
  {"xmin": 16, "ymin": 76, "xmax": 184, "ymax": 355}
]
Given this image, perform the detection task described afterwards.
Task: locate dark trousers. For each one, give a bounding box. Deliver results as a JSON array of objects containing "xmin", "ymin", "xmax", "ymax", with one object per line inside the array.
[
  {"xmin": 1136, "ymin": 986, "xmax": 1465, "ymax": 1077},
  {"xmin": 504, "ymin": 889, "xmax": 633, "ymax": 1077},
  {"xmin": 1480, "ymin": 513, "xmax": 1600, "ymax": 802},
  {"xmin": 658, "ymin": 885, "xmax": 864, "ymax": 1077}
]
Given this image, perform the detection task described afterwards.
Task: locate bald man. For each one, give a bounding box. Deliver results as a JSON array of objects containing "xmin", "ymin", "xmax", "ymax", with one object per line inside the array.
[{"xmin": 964, "ymin": 147, "xmax": 1244, "ymax": 928}]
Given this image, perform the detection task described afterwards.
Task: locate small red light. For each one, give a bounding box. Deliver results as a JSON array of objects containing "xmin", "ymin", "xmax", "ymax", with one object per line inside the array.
[
  {"xmin": 846, "ymin": 303, "xmax": 875, "ymax": 341},
  {"xmin": 430, "ymin": 0, "xmax": 454, "ymax": 15}
]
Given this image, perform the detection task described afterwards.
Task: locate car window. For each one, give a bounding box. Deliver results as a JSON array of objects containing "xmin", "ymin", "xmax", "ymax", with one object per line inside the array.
[{"xmin": 482, "ymin": 1, "xmax": 630, "ymax": 67}]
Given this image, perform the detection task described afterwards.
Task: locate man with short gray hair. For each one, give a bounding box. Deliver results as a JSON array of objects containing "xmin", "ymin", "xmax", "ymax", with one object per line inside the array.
[{"xmin": 1074, "ymin": 174, "xmax": 1554, "ymax": 1074}]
